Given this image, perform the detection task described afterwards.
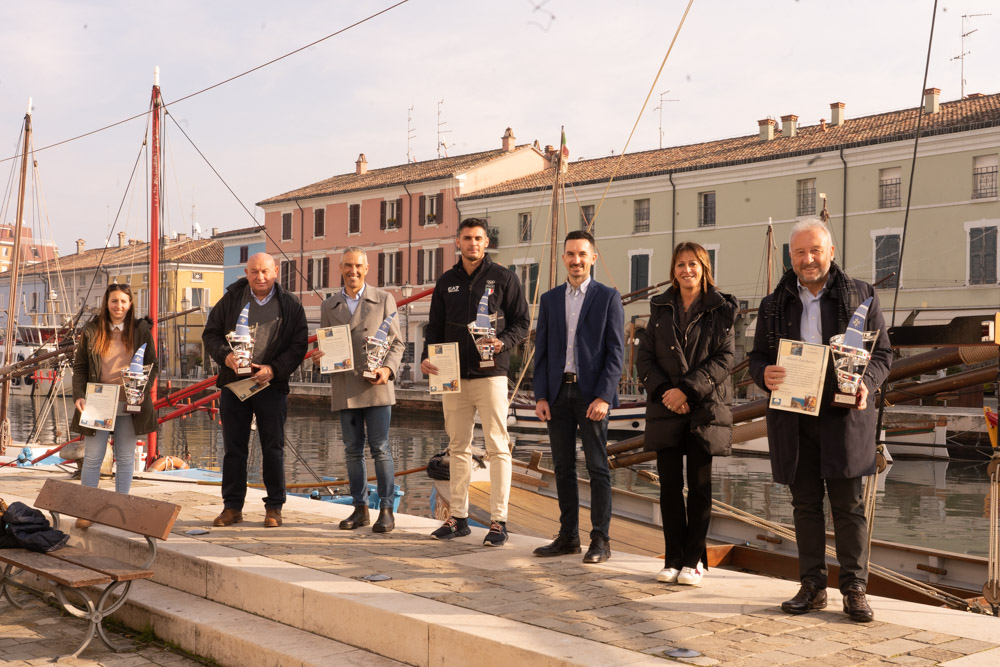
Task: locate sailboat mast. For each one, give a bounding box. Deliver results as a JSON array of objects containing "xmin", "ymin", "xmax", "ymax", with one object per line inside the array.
[
  {"xmin": 766, "ymin": 218, "xmax": 774, "ymax": 293},
  {"xmin": 548, "ymin": 126, "xmax": 565, "ymax": 291},
  {"xmin": 148, "ymin": 68, "xmax": 162, "ymax": 462},
  {"xmin": 0, "ymin": 99, "xmax": 32, "ymax": 454}
]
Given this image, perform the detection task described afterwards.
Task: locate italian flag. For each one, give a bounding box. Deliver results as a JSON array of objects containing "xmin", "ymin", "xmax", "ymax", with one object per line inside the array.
[{"xmin": 560, "ymin": 128, "xmax": 569, "ymax": 159}]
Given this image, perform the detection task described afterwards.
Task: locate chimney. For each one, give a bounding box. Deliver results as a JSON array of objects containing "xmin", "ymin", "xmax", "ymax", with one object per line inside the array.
[
  {"xmin": 76, "ymin": 238, "xmax": 85, "ymax": 254},
  {"xmin": 211, "ymin": 227, "xmax": 219, "ymax": 236},
  {"xmin": 355, "ymin": 153, "xmax": 368, "ymax": 175},
  {"xmin": 923, "ymin": 87, "xmax": 940, "ymax": 114},
  {"xmin": 820, "ymin": 118, "xmax": 827, "ymax": 132},
  {"xmin": 758, "ymin": 118, "xmax": 775, "ymax": 141},
  {"xmin": 780, "ymin": 114, "xmax": 798, "ymax": 138},
  {"xmin": 830, "ymin": 102, "xmax": 845, "ymax": 126},
  {"xmin": 177, "ymin": 233, "xmax": 188, "ymax": 242},
  {"xmin": 118, "ymin": 231, "xmax": 126, "ymax": 248},
  {"xmin": 966, "ymin": 92, "xmax": 984, "ymax": 99},
  {"xmin": 501, "ymin": 127, "xmax": 516, "ymax": 152}
]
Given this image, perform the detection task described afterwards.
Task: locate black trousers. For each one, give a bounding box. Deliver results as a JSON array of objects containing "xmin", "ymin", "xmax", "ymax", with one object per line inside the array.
[
  {"xmin": 219, "ymin": 386, "xmax": 288, "ymax": 510},
  {"xmin": 656, "ymin": 434, "xmax": 713, "ymax": 569},
  {"xmin": 789, "ymin": 416, "xmax": 868, "ymax": 591},
  {"xmin": 546, "ymin": 382, "xmax": 613, "ymax": 541}
]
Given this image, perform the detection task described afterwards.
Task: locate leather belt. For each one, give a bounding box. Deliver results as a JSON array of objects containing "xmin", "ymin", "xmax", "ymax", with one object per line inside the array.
[{"xmin": 562, "ymin": 372, "xmax": 577, "ymax": 384}]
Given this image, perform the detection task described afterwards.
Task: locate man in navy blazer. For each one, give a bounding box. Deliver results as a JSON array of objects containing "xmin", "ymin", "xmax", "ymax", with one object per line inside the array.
[{"xmin": 532, "ymin": 230, "xmax": 625, "ymax": 563}]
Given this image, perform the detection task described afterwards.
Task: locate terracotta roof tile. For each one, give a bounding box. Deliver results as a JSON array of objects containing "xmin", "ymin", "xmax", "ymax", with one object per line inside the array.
[
  {"xmin": 256, "ymin": 146, "xmax": 537, "ymax": 206},
  {"xmin": 459, "ymin": 93, "xmax": 1000, "ymax": 200},
  {"xmin": 19, "ymin": 239, "xmax": 223, "ymax": 276}
]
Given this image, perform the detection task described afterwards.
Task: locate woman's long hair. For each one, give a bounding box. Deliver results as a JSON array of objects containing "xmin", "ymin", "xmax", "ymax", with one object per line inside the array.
[
  {"xmin": 92, "ymin": 284, "xmax": 136, "ymax": 355},
  {"xmin": 670, "ymin": 241, "xmax": 717, "ymax": 293}
]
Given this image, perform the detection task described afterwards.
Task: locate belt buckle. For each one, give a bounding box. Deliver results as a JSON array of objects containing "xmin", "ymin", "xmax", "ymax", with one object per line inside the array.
[{"xmin": 564, "ymin": 372, "xmax": 577, "ymax": 384}]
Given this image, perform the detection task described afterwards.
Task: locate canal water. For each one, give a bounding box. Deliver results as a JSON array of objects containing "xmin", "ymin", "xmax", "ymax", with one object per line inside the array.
[{"xmin": 11, "ymin": 394, "xmax": 994, "ymax": 557}]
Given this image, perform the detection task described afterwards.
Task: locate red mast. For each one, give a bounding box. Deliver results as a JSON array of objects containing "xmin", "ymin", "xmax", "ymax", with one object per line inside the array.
[{"xmin": 147, "ymin": 68, "xmax": 162, "ymax": 463}]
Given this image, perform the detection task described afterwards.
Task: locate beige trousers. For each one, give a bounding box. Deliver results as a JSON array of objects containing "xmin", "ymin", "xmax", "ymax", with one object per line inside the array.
[{"xmin": 441, "ymin": 376, "xmax": 512, "ymax": 522}]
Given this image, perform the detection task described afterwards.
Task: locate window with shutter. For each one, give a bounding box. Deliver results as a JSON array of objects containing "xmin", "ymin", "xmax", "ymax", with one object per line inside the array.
[
  {"xmin": 307, "ymin": 260, "xmax": 315, "ymax": 290},
  {"xmin": 630, "ymin": 254, "xmax": 649, "ymax": 292},
  {"xmin": 435, "ymin": 247, "xmax": 444, "ymax": 279},
  {"xmin": 435, "ymin": 193, "xmax": 444, "ymax": 225},
  {"xmin": 377, "ymin": 253, "xmax": 385, "ymax": 287},
  {"xmin": 349, "ymin": 204, "xmax": 361, "ymax": 234},
  {"xmin": 314, "ymin": 209, "xmax": 325, "ymax": 237},
  {"xmin": 418, "ymin": 196, "xmax": 426, "ymax": 226},
  {"xmin": 417, "ymin": 251, "xmax": 425, "ymax": 284},
  {"xmin": 281, "ymin": 213, "xmax": 293, "ymax": 240},
  {"xmin": 380, "ymin": 201, "xmax": 387, "ymax": 230},
  {"xmin": 395, "ymin": 198, "xmax": 403, "ymax": 228},
  {"xmin": 395, "ymin": 251, "xmax": 403, "ymax": 285},
  {"xmin": 969, "ymin": 226, "xmax": 998, "ymax": 285},
  {"xmin": 874, "ymin": 234, "xmax": 900, "ymax": 288}
]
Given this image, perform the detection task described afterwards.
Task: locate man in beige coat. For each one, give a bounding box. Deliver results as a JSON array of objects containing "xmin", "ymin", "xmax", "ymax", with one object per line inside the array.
[{"xmin": 314, "ymin": 248, "xmax": 404, "ymax": 532}]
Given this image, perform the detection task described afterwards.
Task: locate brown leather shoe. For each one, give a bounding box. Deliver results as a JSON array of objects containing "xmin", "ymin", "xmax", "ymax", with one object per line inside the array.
[
  {"xmin": 781, "ymin": 580, "xmax": 828, "ymax": 614},
  {"xmin": 264, "ymin": 508, "xmax": 282, "ymax": 528},
  {"xmin": 339, "ymin": 505, "xmax": 370, "ymax": 530},
  {"xmin": 75, "ymin": 518, "xmax": 93, "ymax": 530},
  {"xmin": 842, "ymin": 583, "xmax": 874, "ymax": 622},
  {"xmin": 213, "ymin": 508, "xmax": 243, "ymax": 527}
]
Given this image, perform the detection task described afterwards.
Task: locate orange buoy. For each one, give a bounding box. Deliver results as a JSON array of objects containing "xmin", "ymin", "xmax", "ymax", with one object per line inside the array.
[{"xmin": 148, "ymin": 456, "xmax": 189, "ymax": 471}]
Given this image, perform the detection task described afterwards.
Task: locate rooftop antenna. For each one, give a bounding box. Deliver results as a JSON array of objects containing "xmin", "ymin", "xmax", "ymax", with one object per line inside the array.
[
  {"xmin": 951, "ymin": 12, "xmax": 990, "ymax": 99},
  {"xmin": 407, "ymin": 105, "xmax": 416, "ymax": 163},
  {"xmin": 191, "ymin": 202, "xmax": 198, "ymax": 238},
  {"xmin": 653, "ymin": 91, "xmax": 679, "ymax": 149},
  {"xmin": 437, "ymin": 99, "xmax": 452, "ymax": 158}
]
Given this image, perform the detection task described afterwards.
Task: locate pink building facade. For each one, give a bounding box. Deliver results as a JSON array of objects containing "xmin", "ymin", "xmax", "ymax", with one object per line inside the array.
[{"xmin": 256, "ymin": 129, "xmax": 548, "ymax": 381}]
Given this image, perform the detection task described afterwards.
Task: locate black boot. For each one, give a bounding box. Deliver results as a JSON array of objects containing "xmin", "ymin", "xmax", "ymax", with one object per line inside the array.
[
  {"xmin": 781, "ymin": 579, "xmax": 828, "ymax": 614},
  {"xmin": 372, "ymin": 507, "xmax": 395, "ymax": 533},
  {"xmin": 339, "ymin": 505, "xmax": 370, "ymax": 530}
]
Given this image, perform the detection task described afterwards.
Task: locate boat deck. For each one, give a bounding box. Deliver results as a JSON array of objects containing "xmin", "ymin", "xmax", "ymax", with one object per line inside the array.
[{"xmin": 2, "ymin": 465, "xmax": 999, "ymax": 666}]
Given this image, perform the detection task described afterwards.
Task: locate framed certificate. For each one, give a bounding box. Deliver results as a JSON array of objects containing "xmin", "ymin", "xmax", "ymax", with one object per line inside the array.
[
  {"xmin": 79, "ymin": 383, "xmax": 121, "ymax": 431},
  {"xmin": 768, "ymin": 339, "xmax": 829, "ymax": 417},
  {"xmin": 316, "ymin": 325, "xmax": 354, "ymax": 374},
  {"xmin": 428, "ymin": 342, "xmax": 461, "ymax": 394},
  {"xmin": 227, "ymin": 377, "xmax": 270, "ymax": 402}
]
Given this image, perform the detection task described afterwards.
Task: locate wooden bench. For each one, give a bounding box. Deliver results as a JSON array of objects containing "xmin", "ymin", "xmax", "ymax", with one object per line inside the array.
[{"xmin": 0, "ymin": 479, "xmax": 180, "ymax": 661}]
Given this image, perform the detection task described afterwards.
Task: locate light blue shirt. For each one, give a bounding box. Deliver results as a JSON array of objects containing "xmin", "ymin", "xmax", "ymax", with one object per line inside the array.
[
  {"xmin": 342, "ymin": 284, "xmax": 366, "ymax": 316},
  {"xmin": 797, "ymin": 279, "xmax": 825, "ymax": 344},
  {"xmin": 563, "ymin": 276, "xmax": 591, "ymax": 374},
  {"xmin": 251, "ymin": 284, "xmax": 276, "ymax": 307}
]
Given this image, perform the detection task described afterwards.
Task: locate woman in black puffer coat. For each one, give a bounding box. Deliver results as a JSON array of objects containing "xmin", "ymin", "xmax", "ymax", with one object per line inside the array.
[{"xmin": 636, "ymin": 242, "xmax": 737, "ymax": 586}]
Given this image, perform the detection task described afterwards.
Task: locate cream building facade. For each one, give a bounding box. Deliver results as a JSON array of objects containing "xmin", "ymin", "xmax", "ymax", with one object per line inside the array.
[{"xmin": 458, "ymin": 90, "xmax": 999, "ymax": 368}]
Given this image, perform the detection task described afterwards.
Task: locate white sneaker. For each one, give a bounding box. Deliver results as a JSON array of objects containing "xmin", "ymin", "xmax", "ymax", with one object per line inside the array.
[
  {"xmin": 677, "ymin": 562, "xmax": 704, "ymax": 586},
  {"xmin": 656, "ymin": 567, "xmax": 680, "ymax": 583}
]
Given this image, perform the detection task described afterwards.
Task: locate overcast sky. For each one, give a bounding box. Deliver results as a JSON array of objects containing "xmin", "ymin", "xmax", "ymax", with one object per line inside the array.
[{"xmin": 1, "ymin": 0, "xmax": 997, "ymax": 256}]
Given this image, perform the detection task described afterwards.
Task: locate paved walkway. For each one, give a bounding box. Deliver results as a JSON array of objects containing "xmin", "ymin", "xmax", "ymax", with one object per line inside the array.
[
  {"xmin": 0, "ymin": 598, "xmax": 204, "ymax": 666},
  {"xmin": 2, "ymin": 466, "xmax": 999, "ymax": 666}
]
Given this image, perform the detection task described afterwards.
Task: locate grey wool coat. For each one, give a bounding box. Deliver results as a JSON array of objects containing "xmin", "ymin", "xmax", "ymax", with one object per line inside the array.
[{"xmin": 319, "ymin": 286, "xmax": 404, "ymax": 412}]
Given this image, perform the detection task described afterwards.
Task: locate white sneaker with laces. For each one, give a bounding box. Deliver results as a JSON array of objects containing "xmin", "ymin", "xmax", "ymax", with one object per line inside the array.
[
  {"xmin": 677, "ymin": 562, "xmax": 704, "ymax": 586},
  {"xmin": 656, "ymin": 567, "xmax": 680, "ymax": 583}
]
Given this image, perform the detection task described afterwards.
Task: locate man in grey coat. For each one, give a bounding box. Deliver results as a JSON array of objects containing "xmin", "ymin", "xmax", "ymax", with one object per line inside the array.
[{"xmin": 314, "ymin": 247, "xmax": 404, "ymax": 533}]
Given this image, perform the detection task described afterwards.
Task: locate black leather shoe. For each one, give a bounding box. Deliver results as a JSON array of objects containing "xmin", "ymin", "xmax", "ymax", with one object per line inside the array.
[
  {"xmin": 533, "ymin": 534, "xmax": 581, "ymax": 557},
  {"xmin": 339, "ymin": 505, "xmax": 370, "ymax": 530},
  {"xmin": 842, "ymin": 583, "xmax": 874, "ymax": 622},
  {"xmin": 781, "ymin": 580, "xmax": 828, "ymax": 614},
  {"xmin": 372, "ymin": 507, "xmax": 395, "ymax": 533},
  {"xmin": 582, "ymin": 536, "xmax": 611, "ymax": 564}
]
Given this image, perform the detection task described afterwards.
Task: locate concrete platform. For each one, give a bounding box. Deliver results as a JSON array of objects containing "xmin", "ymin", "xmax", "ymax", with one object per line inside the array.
[{"xmin": 2, "ymin": 466, "xmax": 999, "ymax": 666}]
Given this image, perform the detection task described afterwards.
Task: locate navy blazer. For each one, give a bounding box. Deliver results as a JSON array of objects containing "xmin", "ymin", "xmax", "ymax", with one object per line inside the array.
[{"xmin": 533, "ymin": 280, "xmax": 625, "ymax": 408}]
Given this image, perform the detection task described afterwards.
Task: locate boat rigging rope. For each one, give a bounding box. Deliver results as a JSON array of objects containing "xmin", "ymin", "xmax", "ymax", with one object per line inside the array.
[{"xmin": 987, "ymin": 455, "xmax": 1000, "ymax": 616}]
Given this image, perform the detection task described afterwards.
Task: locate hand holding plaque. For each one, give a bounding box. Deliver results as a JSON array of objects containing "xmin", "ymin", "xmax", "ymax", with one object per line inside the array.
[
  {"xmin": 225, "ymin": 303, "xmax": 256, "ymax": 376},
  {"xmin": 121, "ymin": 343, "xmax": 152, "ymax": 414},
  {"xmin": 829, "ymin": 297, "xmax": 879, "ymax": 409},
  {"xmin": 468, "ymin": 287, "xmax": 497, "ymax": 369},
  {"xmin": 363, "ymin": 312, "xmax": 396, "ymax": 381}
]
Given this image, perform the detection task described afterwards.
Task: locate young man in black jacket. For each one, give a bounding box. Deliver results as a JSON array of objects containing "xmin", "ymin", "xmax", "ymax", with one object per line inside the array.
[
  {"xmin": 421, "ymin": 218, "xmax": 530, "ymax": 546},
  {"xmin": 203, "ymin": 253, "xmax": 308, "ymax": 529}
]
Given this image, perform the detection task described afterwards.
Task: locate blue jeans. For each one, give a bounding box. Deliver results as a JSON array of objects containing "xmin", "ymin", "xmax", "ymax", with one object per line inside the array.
[
  {"xmin": 339, "ymin": 406, "xmax": 394, "ymax": 508},
  {"xmin": 546, "ymin": 383, "xmax": 612, "ymax": 541},
  {"xmin": 81, "ymin": 413, "xmax": 137, "ymax": 494}
]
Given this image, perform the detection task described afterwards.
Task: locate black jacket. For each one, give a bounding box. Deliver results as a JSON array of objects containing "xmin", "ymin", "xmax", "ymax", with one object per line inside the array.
[
  {"xmin": 748, "ymin": 269, "xmax": 892, "ymax": 483},
  {"xmin": 71, "ymin": 319, "xmax": 158, "ymax": 436},
  {"xmin": 636, "ymin": 286, "xmax": 738, "ymax": 455},
  {"xmin": 202, "ymin": 278, "xmax": 308, "ymax": 392},
  {"xmin": 0, "ymin": 501, "xmax": 69, "ymax": 553},
  {"xmin": 422, "ymin": 255, "xmax": 530, "ymax": 379}
]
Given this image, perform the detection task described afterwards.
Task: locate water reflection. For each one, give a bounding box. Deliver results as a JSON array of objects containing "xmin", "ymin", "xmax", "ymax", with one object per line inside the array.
[{"xmin": 12, "ymin": 395, "xmax": 992, "ymax": 556}]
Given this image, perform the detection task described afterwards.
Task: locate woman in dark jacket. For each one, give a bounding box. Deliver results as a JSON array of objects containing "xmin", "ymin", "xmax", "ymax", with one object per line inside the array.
[
  {"xmin": 636, "ymin": 242, "xmax": 737, "ymax": 586},
  {"xmin": 72, "ymin": 284, "xmax": 157, "ymax": 524}
]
